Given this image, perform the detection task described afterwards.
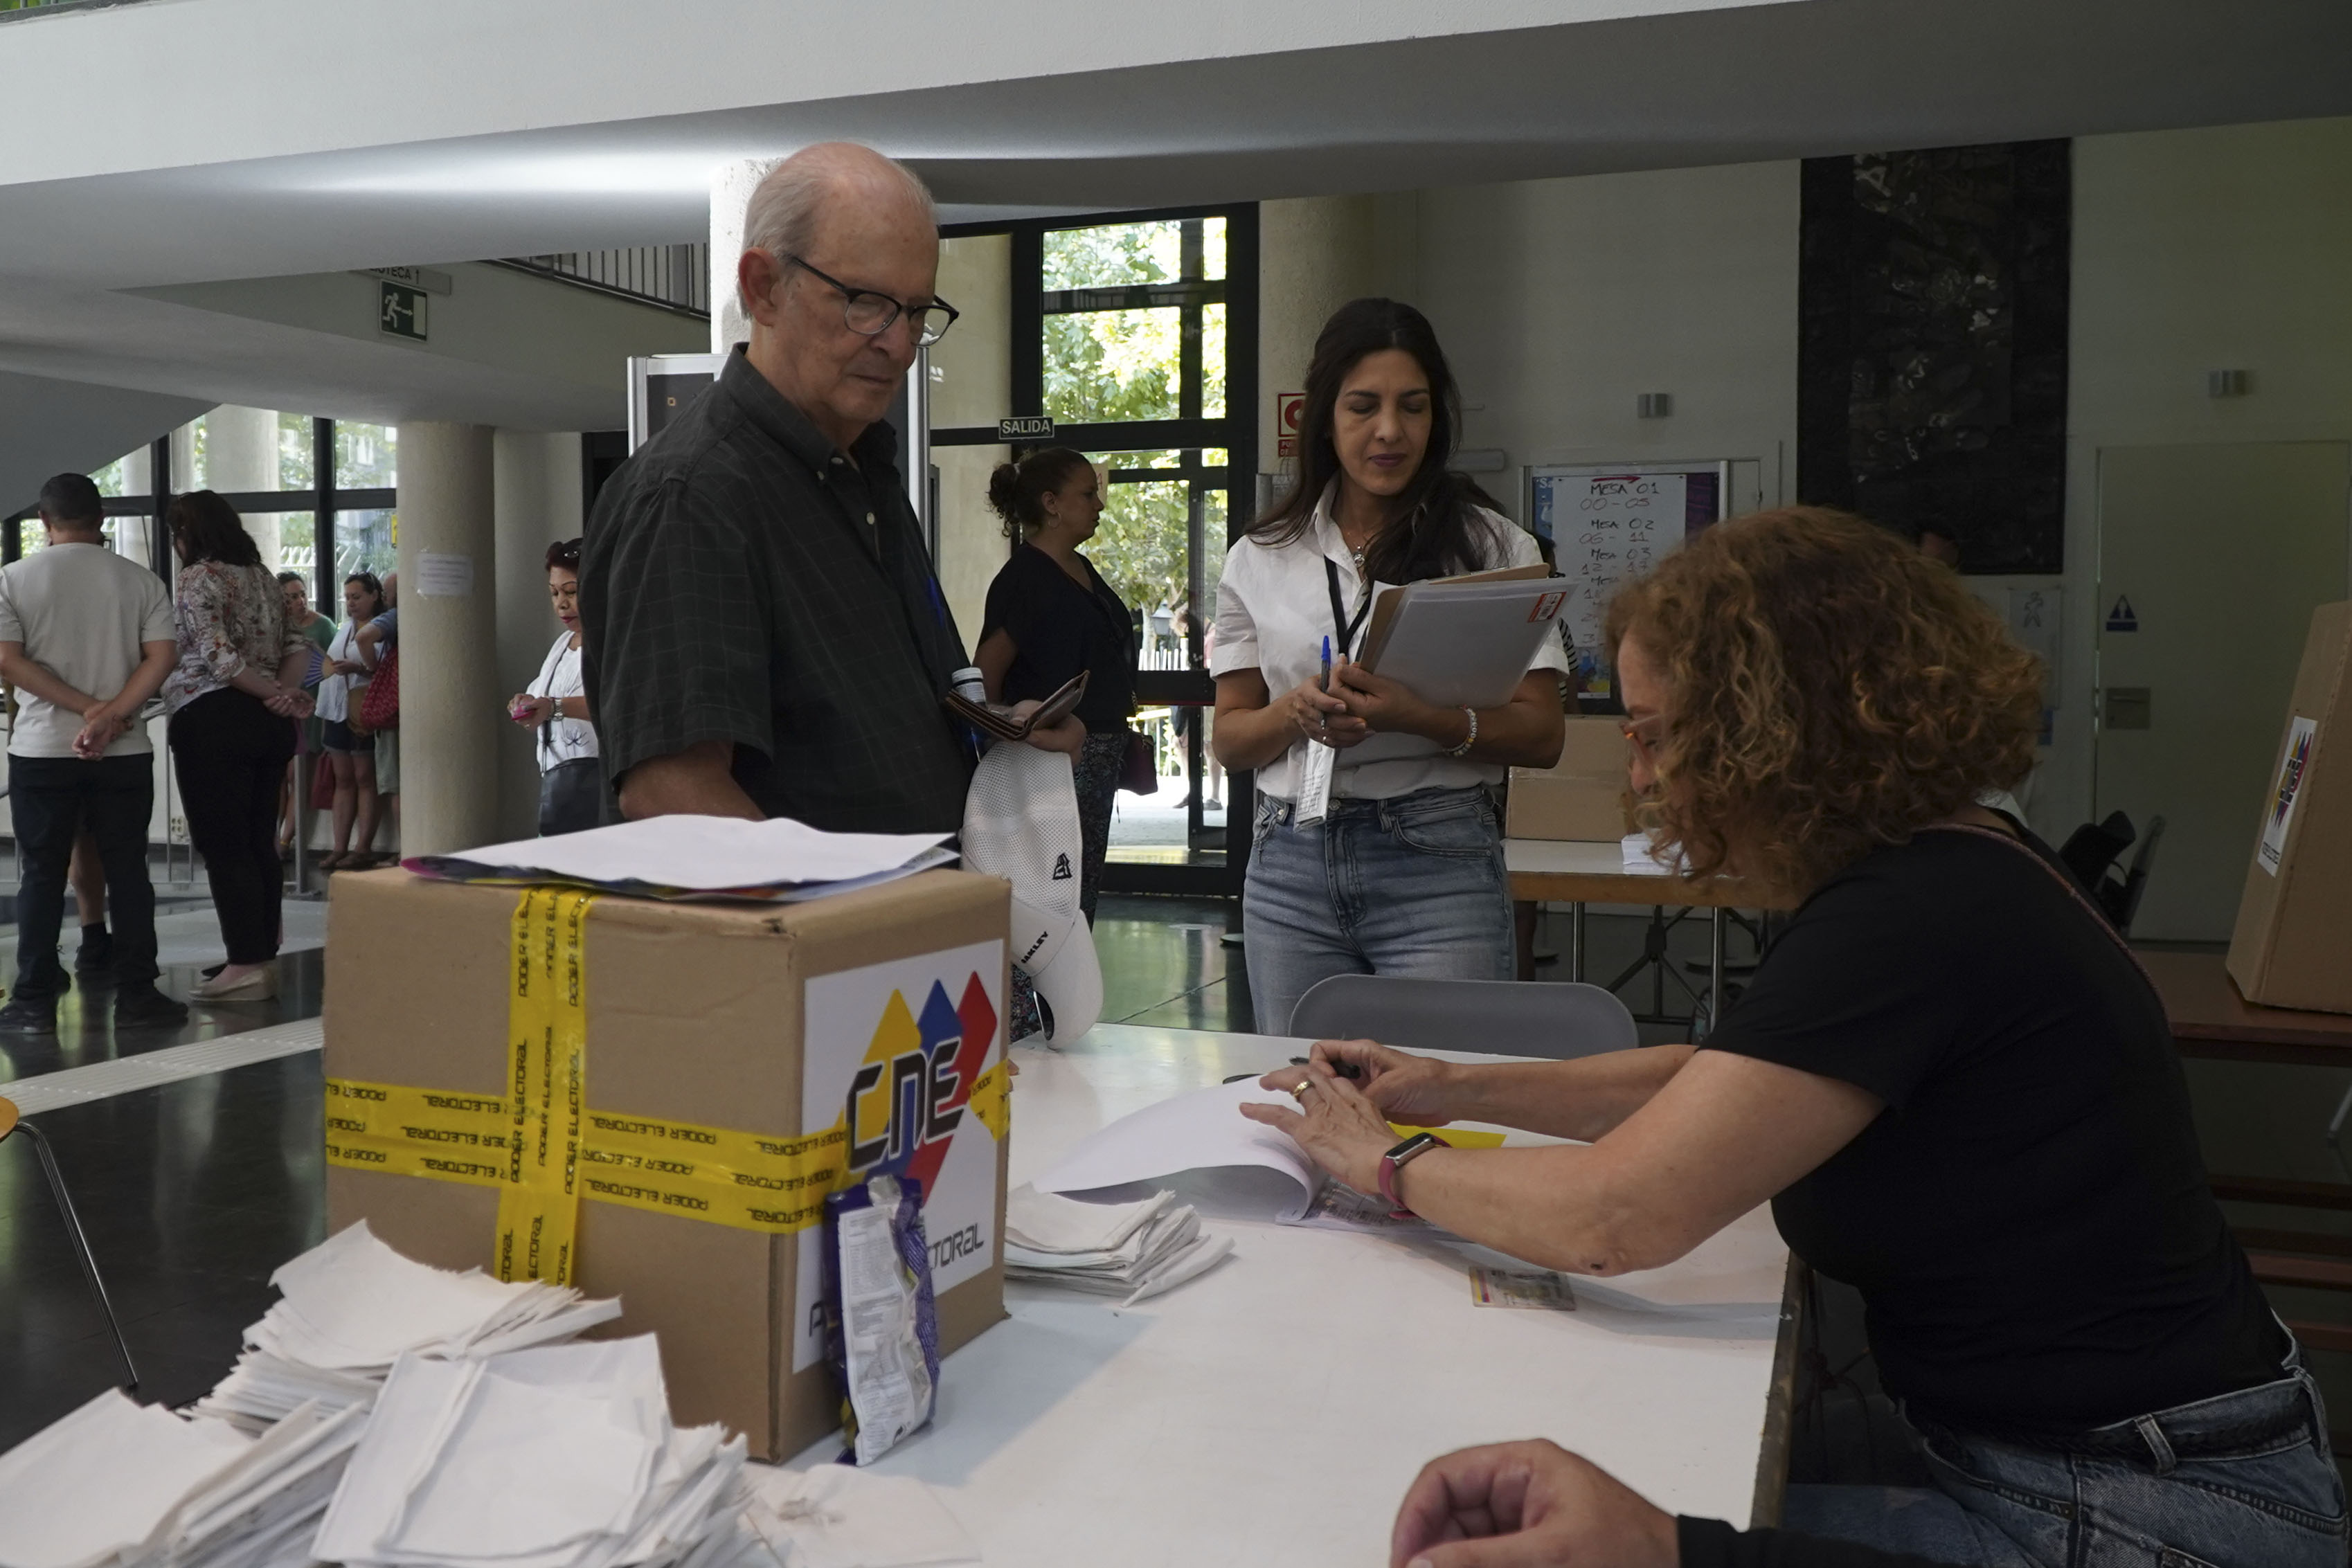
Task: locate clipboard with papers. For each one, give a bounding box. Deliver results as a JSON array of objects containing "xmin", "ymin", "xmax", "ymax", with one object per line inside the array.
[
  {"xmin": 1295, "ymin": 563, "xmax": 1569, "ymax": 818},
  {"xmin": 1355, "ymin": 562, "xmax": 1563, "ymax": 705}
]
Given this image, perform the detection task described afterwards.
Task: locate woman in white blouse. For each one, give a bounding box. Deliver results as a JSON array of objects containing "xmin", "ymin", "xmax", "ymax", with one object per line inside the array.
[
  {"xmin": 508, "ymin": 537, "xmax": 600, "ymax": 834},
  {"xmin": 1211, "ymin": 299, "xmax": 1568, "ymax": 1033}
]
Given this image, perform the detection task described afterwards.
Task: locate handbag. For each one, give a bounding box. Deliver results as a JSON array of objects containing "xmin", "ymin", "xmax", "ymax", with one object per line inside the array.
[
  {"xmin": 1118, "ymin": 727, "xmax": 1158, "ymax": 795},
  {"xmin": 359, "ymin": 646, "xmax": 400, "ymax": 731},
  {"xmin": 538, "ymin": 757, "xmax": 606, "ymax": 836}
]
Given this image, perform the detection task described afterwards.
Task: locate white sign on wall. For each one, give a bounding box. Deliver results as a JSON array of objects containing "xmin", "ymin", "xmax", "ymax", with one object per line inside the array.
[{"xmin": 1534, "ymin": 471, "xmax": 1687, "ymax": 690}]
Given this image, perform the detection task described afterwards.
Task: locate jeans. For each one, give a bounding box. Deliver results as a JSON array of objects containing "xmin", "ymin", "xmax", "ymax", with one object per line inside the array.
[
  {"xmin": 1243, "ymin": 785, "xmax": 1513, "ymax": 1035},
  {"xmin": 8, "ymin": 752, "xmax": 160, "ymax": 997},
  {"xmin": 168, "ymin": 690, "xmax": 296, "ymax": 966},
  {"xmin": 1784, "ymin": 1344, "xmax": 2347, "ymax": 1567}
]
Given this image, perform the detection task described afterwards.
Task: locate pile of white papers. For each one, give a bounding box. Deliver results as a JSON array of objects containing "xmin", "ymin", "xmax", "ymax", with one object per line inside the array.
[
  {"xmin": 1620, "ymin": 831, "xmax": 1688, "ymax": 875},
  {"xmin": 314, "ymin": 1336, "xmax": 747, "ymax": 1568},
  {"xmin": 1003, "ymin": 1184, "xmax": 1232, "ymax": 1306},
  {"xmin": 0, "ymin": 1391, "xmax": 363, "ymax": 1568},
  {"xmin": 404, "ymin": 816, "xmax": 957, "ymax": 903},
  {"xmin": 195, "ymin": 1221, "xmax": 622, "ymax": 1432}
]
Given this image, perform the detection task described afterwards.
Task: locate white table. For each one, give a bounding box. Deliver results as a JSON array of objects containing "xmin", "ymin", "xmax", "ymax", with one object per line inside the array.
[
  {"xmin": 784, "ymin": 1022, "xmax": 1797, "ymax": 1564},
  {"xmin": 1504, "ymin": 838, "xmax": 1790, "ymax": 1031}
]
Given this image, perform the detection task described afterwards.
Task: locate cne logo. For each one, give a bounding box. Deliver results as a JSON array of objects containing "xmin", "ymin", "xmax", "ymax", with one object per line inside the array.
[{"xmin": 843, "ymin": 973, "xmax": 998, "ymax": 1198}]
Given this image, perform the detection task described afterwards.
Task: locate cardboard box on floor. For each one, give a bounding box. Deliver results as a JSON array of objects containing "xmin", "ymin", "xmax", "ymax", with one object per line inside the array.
[
  {"xmin": 2227, "ymin": 601, "xmax": 2352, "ymax": 1013},
  {"xmin": 324, "ymin": 867, "xmax": 1011, "ymax": 1459},
  {"xmin": 1507, "ymin": 716, "xmax": 1634, "ymax": 841}
]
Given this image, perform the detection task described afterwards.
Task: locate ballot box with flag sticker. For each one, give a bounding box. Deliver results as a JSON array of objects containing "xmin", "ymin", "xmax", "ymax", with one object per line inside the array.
[{"xmin": 322, "ymin": 867, "xmax": 1011, "ymax": 1459}]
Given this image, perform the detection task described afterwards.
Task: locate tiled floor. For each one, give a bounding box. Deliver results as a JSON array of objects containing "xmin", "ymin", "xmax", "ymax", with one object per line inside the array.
[{"xmin": 0, "ymin": 887, "xmax": 1738, "ymax": 1451}]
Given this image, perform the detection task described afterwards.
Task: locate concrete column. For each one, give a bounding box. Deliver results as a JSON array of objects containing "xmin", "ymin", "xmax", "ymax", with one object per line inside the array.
[
  {"xmin": 492, "ymin": 431, "xmax": 584, "ymax": 841},
  {"xmin": 206, "ymin": 406, "xmax": 282, "ymax": 568},
  {"xmin": 396, "ymin": 423, "xmax": 499, "ymax": 855},
  {"xmin": 710, "ymin": 156, "xmax": 780, "ymax": 354}
]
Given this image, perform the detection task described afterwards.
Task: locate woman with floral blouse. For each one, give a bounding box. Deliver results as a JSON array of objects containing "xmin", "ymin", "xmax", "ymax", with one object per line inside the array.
[{"xmin": 163, "ymin": 492, "xmax": 313, "ymax": 1002}]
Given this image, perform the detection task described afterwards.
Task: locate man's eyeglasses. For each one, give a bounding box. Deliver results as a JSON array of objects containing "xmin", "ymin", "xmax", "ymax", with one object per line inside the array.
[{"xmin": 786, "ymin": 255, "xmax": 959, "ymax": 346}]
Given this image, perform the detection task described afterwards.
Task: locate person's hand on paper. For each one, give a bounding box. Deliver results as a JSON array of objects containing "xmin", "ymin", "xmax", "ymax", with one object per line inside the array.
[
  {"xmin": 1389, "ymin": 1440, "xmax": 1678, "ymax": 1568},
  {"xmin": 1283, "ymin": 674, "xmax": 1367, "ymax": 749},
  {"xmin": 1329, "ymin": 658, "xmax": 1451, "ymax": 740},
  {"xmin": 1238, "ymin": 1057, "xmax": 1394, "ymax": 1194},
  {"xmin": 1266, "ymin": 1039, "xmax": 1464, "ymax": 1127},
  {"xmin": 1009, "ymin": 699, "xmax": 1087, "ymax": 757}
]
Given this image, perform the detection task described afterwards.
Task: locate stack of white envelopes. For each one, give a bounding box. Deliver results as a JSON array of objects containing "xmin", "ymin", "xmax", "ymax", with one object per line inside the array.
[
  {"xmin": 312, "ymin": 1336, "xmax": 749, "ymax": 1568},
  {"xmin": 1003, "ymin": 1183, "xmax": 1232, "ymax": 1306},
  {"xmin": 195, "ymin": 1221, "xmax": 622, "ymax": 1432},
  {"xmin": 0, "ymin": 1391, "xmax": 366, "ymax": 1568}
]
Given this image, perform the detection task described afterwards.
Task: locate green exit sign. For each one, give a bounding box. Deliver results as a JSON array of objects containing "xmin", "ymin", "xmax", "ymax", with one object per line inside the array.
[{"xmin": 379, "ymin": 281, "xmax": 428, "ymax": 342}]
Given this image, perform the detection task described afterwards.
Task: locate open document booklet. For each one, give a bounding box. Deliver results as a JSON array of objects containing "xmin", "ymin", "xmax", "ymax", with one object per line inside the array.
[{"xmin": 1030, "ymin": 1078, "xmax": 1504, "ymax": 1230}]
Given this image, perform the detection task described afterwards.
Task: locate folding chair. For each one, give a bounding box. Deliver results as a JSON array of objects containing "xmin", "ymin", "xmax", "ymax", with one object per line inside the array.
[
  {"xmin": 1287, "ymin": 974, "xmax": 1639, "ymax": 1060},
  {"xmin": 0, "ymin": 1097, "xmax": 138, "ymax": 1388}
]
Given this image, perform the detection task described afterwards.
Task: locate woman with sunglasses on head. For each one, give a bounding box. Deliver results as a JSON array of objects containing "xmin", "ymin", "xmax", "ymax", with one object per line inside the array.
[
  {"xmin": 1246, "ymin": 508, "xmax": 2339, "ymax": 1568},
  {"xmin": 508, "ymin": 538, "xmax": 601, "ymax": 835},
  {"xmin": 1211, "ymin": 298, "xmax": 1568, "ymax": 1034}
]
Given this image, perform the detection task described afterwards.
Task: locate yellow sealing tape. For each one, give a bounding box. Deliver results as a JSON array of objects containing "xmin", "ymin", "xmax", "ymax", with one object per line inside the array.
[{"xmin": 325, "ymin": 887, "xmax": 1010, "ymax": 1283}]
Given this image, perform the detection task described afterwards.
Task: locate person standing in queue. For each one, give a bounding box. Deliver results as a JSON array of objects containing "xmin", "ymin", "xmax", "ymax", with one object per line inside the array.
[
  {"xmin": 276, "ymin": 569, "xmax": 335, "ymax": 858},
  {"xmin": 162, "ymin": 492, "xmax": 314, "ymax": 1003},
  {"xmin": 314, "ymin": 572, "xmax": 384, "ymax": 868},
  {"xmin": 1211, "ymin": 298, "xmax": 1568, "ymax": 1034},
  {"xmin": 509, "ymin": 538, "xmax": 600, "ymax": 835},
  {"xmin": 976, "ymin": 449, "xmax": 1135, "ymax": 923},
  {"xmin": 583, "ymin": 142, "xmax": 1077, "ymax": 833}
]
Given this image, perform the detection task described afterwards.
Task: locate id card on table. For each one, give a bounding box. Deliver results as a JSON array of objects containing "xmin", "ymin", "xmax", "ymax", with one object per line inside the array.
[{"xmin": 1295, "ymin": 738, "xmax": 1337, "ymax": 826}]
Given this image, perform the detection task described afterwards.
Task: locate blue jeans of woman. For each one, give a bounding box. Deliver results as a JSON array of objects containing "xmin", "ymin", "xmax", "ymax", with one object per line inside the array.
[
  {"xmin": 1784, "ymin": 1343, "xmax": 2346, "ymax": 1567},
  {"xmin": 1243, "ymin": 785, "xmax": 1513, "ymax": 1036}
]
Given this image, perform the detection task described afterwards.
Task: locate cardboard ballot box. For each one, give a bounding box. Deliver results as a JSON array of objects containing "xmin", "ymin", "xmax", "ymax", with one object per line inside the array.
[
  {"xmin": 2228, "ymin": 601, "xmax": 2352, "ymax": 1013},
  {"xmin": 323, "ymin": 867, "xmax": 1011, "ymax": 1459},
  {"xmin": 1507, "ymin": 716, "xmax": 1635, "ymax": 842}
]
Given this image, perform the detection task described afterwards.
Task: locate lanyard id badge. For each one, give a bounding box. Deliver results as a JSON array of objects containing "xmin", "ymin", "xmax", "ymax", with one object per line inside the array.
[{"xmin": 1298, "ymin": 559, "xmax": 1372, "ymax": 827}]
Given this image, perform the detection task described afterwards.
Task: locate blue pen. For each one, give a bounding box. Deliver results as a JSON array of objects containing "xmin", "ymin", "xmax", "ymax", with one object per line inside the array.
[{"xmin": 1320, "ymin": 635, "xmax": 1332, "ymax": 694}]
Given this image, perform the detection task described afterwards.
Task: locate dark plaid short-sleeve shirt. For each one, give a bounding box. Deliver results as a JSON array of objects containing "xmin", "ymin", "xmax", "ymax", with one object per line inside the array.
[{"xmin": 581, "ymin": 348, "xmax": 974, "ymax": 833}]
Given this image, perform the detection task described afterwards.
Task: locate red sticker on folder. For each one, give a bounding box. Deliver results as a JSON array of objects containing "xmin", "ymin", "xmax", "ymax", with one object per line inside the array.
[{"xmin": 1529, "ymin": 591, "xmax": 1567, "ymax": 622}]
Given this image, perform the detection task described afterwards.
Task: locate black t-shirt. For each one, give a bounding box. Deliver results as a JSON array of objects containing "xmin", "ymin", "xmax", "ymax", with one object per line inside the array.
[
  {"xmin": 980, "ymin": 544, "xmax": 1136, "ymax": 733},
  {"xmin": 1702, "ymin": 824, "xmax": 2285, "ymax": 1436}
]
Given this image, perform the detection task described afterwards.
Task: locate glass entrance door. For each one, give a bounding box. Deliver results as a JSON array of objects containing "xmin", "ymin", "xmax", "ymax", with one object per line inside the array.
[{"xmin": 931, "ymin": 205, "xmax": 1258, "ymax": 898}]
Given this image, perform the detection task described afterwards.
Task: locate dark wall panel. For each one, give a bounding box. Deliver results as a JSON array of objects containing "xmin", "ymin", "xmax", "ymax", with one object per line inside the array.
[{"xmin": 1798, "ymin": 140, "xmax": 2071, "ymax": 573}]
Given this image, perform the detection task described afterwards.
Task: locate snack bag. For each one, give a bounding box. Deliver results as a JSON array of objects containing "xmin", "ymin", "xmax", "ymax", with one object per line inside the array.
[{"xmin": 822, "ymin": 1173, "xmax": 941, "ymax": 1464}]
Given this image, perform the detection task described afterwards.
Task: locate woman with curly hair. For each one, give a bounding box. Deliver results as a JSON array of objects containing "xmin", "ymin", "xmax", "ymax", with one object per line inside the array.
[{"xmin": 1244, "ymin": 508, "xmax": 2340, "ymax": 1568}]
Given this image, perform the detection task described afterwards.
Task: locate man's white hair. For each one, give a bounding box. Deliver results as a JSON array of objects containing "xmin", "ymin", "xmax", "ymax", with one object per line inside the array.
[{"xmin": 738, "ymin": 143, "xmax": 937, "ymax": 314}]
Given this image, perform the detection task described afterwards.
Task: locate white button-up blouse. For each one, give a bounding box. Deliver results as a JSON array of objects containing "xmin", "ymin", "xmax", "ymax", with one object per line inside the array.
[{"xmin": 1210, "ymin": 490, "xmax": 1569, "ymax": 803}]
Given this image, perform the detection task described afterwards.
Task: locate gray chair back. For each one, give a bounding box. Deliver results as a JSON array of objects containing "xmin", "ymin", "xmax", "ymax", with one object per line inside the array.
[{"xmin": 1286, "ymin": 975, "xmax": 1638, "ymax": 1060}]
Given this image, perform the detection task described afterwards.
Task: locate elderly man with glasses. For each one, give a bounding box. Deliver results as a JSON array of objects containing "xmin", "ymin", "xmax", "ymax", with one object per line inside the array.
[{"xmin": 582, "ymin": 141, "xmax": 1080, "ymax": 835}]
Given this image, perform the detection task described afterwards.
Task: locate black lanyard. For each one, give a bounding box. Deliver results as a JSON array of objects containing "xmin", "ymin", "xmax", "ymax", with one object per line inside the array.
[{"xmin": 1324, "ymin": 558, "xmax": 1370, "ymax": 660}]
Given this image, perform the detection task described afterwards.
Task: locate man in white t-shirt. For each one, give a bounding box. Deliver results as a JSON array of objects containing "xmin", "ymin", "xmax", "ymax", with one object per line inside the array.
[{"xmin": 0, "ymin": 474, "xmax": 186, "ymax": 1032}]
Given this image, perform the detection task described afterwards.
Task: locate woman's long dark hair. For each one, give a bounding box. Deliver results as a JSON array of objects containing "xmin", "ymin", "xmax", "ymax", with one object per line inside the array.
[
  {"xmin": 166, "ymin": 490, "xmax": 262, "ymax": 568},
  {"xmin": 1250, "ymin": 298, "xmax": 1501, "ymax": 584}
]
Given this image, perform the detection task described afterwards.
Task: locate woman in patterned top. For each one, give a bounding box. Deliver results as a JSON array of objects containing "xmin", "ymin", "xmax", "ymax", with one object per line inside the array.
[{"xmin": 163, "ymin": 492, "xmax": 313, "ymax": 1003}]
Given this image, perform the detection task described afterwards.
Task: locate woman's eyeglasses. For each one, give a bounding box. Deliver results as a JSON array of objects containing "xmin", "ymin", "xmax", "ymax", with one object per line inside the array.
[{"xmin": 1619, "ymin": 716, "xmax": 1668, "ymax": 766}]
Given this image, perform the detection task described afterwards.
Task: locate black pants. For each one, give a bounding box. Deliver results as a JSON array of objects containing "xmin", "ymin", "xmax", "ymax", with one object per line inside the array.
[
  {"xmin": 168, "ymin": 690, "xmax": 296, "ymax": 966},
  {"xmin": 9, "ymin": 752, "xmax": 160, "ymax": 998}
]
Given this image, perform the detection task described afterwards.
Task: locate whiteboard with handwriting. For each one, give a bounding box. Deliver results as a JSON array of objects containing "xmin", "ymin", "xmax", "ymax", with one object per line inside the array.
[{"xmin": 1528, "ymin": 465, "xmax": 1727, "ymax": 699}]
